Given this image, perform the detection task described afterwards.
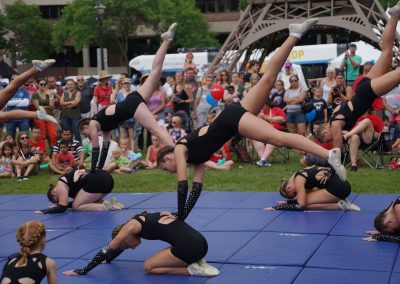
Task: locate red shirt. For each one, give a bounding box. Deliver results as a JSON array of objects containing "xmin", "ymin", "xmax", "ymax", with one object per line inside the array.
[
  {"xmin": 210, "ymin": 144, "xmax": 231, "ymax": 163},
  {"xmin": 29, "ymin": 139, "xmax": 46, "ymax": 154},
  {"xmin": 353, "ymin": 75, "xmax": 384, "ymax": 110},
  {"xmin": 355, "ymin": 113, "xmax": 383, "ymax": 133},
  {"xmin": 55, "ymin": 152, "xmax": 74, "ymax": 166},
  {"xmin": 94, "ymin": 84, "xmax": 112, "ymax": 107},
  {"xmin": 262, "ymin": 106, "xmax": 286, "ymax": 131},
  {"xmin": 313, "ymin": 139, "xmax": 333, "ymax": 150},
  {"xmin": 148, "ymin": 145, "xmax": 163, "ymax": 163}
]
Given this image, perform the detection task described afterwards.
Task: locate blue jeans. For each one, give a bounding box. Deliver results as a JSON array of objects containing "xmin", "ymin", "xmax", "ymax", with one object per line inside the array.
[
  {"xmin": 62, "ymin": 117, "xmax": 81, "ymax": 142},
  {"xmin": 6, "ymin": 119, "xmax": 29, "ymax": 138}
]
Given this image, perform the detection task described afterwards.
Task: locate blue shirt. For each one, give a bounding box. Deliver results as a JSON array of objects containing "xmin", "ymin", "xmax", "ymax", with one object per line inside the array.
[
  {"xmin": 6, "ymin": 88, "xmax": 30, "ymax": 112},
  {"xmin": 116, "ymin": 91, "xmax": 134, "ymax": 123}
]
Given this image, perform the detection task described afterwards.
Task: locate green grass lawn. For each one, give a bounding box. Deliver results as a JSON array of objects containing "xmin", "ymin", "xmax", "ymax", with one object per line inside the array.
[{"xmin": 1, "ymin": 153, "xmax": 399, "ymax": 195}]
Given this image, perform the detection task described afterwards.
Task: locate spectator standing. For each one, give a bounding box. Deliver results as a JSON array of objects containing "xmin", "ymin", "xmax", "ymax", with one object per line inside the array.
[
  {"xmin": 278, "ymin": 62, "xmax": 297, "ymax": 90},
  {"xmin": 168, "ymin": 116, "xmax": 187, "ymax": 143},
  {"xmin": 228, "ymin": 72, "xmax": 244, "ymax": 101},
  {"xmin": 93, "ymin": 70, "xmax": 113, "ymax": 113},
  {"xmin": 311, "ymin": 87, "xmax": 328, "ymax": 124},
  {"xmin": 5, "ymin": 75, "xmax": 30, "ymax": 138},
  {"xmin": 339, "ymin": 43, "xmax": 362, "ymax": 86},
  {"xmin": 244, "ymin": 60, "xmax": 260, "ymax": 83},
  {"xmin": 31, "ymin": 79, "xmax": 57, "ymax": 146},
  {"xmin": 46, "ymin": 75, "xmax": 63, "ymax": 120},
  {"xmin": 76, "ymin": 75, "xmax": 93, "ymax": 119},
  {"xmin": 308, "ymin": 67, "xmax": 337, "ymax": 102},
  {"xmin": 327, "ymin": 73, "xmax": 353, "ymax": 113},
  {"xmin": 185, "ymin": 67, "xmax": 198, "ymax": 100},
  {"xmin": 60, "ymin": 79, "xmax": 81, "ymax": 142},
  {"xmin": 269, "ymin": 80, "xmax": 286, "ymax": 110},
  {"xmin": 383, "ymin": 85, "xmax": 400, "ymax": 130},
  {"xmin": 193, "ymin": 75, "xmax": 213, "ymax": 128},
  {"xmin": 163, "ymin": 75, "xmax": 175, "ymax": 114},
  {"xmin": 183, "ymin": 52, "xmax": 198, "ymax": 75},
  {"xmin": 220, "ymin": 70, "xmax": 231, "ymax": 88},
  {"xmin": 284, "ymin": 75, "xmax": 308, "ymax": 136}
]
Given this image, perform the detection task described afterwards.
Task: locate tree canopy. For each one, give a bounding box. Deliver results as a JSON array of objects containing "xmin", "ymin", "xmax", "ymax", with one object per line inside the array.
[
  {"xmin": 52, "ymin": 0, "xmax": 218, "ymax": 65},
  {"xmin": 3, "ymin": 0, "xmax": 53, "ymax": 63}
]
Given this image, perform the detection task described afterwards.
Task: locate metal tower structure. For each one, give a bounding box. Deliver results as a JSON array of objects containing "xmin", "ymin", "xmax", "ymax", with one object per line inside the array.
[{"xmin": 208, "ymin": 0, "xmax": 400, "ymax": 74}]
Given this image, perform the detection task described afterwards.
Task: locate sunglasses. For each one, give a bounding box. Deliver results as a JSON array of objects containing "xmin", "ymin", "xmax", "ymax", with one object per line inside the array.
[
  {"xmin": 77, "ymin": 79, "xmax": 84, "ymax": 81},
  {"xmin": 290, "ymin": 79, "xmax": 298, "ymax": 83},
  {"xmin": 20, "ymin": 136, "xmax": 29, "ymax": 140},
  {"xmin": 39, "ymin": 83, "xmax": 46, "ymax": 86}
]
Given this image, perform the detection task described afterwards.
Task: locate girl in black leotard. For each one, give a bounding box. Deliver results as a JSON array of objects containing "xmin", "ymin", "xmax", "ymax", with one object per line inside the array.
[
  {"xmin": 264, "ymin": 165, "xmax": 359, "ymax": 212},
  {"xmin": 363, "ymin": 197, "xmax": 400, "ymax": 243},
  {"xmin": 63, "ymin": 211, "xmax": 219, "ymax": 277},
  {"xmin": 156, "ymin": 19, "xmax": 346, "ymax": 222},
  {"xmin": 88, "ymin": 24, "xmax": 176, "ymax": 172},
  {"xmin": 35, "ymin": 169, "xmax": 122, "ymax": 214},
  {"xmin": 1, "ymin": 221, "xmax": 57, "ymax": 284}
]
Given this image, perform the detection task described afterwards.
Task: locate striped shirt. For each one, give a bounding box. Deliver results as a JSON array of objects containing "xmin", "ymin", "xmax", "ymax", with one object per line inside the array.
[{"xmin": 52, "ymin": 139, "xmax": 82, "ymax": 161}]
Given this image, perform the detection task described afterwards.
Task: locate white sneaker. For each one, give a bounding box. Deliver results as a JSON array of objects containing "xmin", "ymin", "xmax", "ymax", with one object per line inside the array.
[
  {"xmin": 36, "ymin": 107, "xmax": 58, "ymax": 125},
  {"xmin": 289, "ymin": 18, "xmax": 318, "ymax": 38},
  {"xmin": 328, "ymin": 148, "xmax": 347, "ymax": 181},
  {"xmin": 161, "ymin": 23, "xmax": 177, "ymax": 41},
  {"xmin": 337, "ymin": 198, "xmax": 361, "ymax": 211},
  {"xmin": 187, "ymin": 262, "xmax": 219, "ymax": 277},
  {"xmin": 388, "ymin": 1, "xmax": 400, "ymax": 16},
  {"xmin": 111, "ymin": 197, "xmax": 125, "ymax": 210},
  {"xmin": 32, "ymin": 59, "xmax": 56, "ymax": 71},
  {"xmin": 197, "ymin": 259, "xmax": 220, "ymax": 276}
]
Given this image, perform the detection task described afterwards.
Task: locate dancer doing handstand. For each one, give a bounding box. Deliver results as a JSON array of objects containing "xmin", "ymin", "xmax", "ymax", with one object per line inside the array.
[
  {"xmin": 88, "ymin": 24, "xmax": 177, "ymax": 171},
  {"xmin": 157, "ymin": 19, "xmax": 346, "ymax": 222}
]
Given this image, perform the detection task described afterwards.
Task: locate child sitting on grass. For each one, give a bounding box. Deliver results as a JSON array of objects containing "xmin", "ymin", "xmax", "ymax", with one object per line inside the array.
[
  {"xmin": 0, "ymin": 142, "xmax": 15, "ymax": 178},
  {"xmin": 205, "ymin": 143, "xmax": 234, "ymax": 170},
  {"xmin": 49, "ymin": 140, "xmax": 74, "ymax": 174},
  {"xmin": 106, "ymin": 147, "xmax": 132, "ymax": 174}
]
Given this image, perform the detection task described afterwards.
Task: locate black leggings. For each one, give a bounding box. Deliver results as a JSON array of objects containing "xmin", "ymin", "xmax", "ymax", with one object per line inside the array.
[{"xmin": 325, "ymin": 175, "xmax": 351, "ymax": 200}]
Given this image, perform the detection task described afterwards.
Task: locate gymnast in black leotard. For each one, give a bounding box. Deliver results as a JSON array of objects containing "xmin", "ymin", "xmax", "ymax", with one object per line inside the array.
[
  {"xmin": 1, "ymin": 221, "xmax": 57, "ymax": 284},
  {"xmin": 264, "ymin": 165, "xmax": 360, "ymax": 212},
  {"xmin": 316, "ymin": 4, "xmax": 400, "ymax": 150},
  {"xmin": 63, "ymin": 211, "xmax": 219, "ymax": 277},
  {"xmin": 35, "ymin": 169, "xmax": 122, "ymax": 214},
  {"xmin": 364, "ymin": 196, "xmax": 400, "ymax": 243},
  {"xmin": 156, "ymin": 19, "xmax": 346, "ymax": 222},
  {"xmin": 88, "ymin": 24, "xmax": 176, "ymax": 172}
]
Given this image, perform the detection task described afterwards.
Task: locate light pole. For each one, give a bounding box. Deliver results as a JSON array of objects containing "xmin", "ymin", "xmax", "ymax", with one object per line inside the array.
[{"xmin": 95, "ymin": 2, "xmax": 106, "ymax": 70}]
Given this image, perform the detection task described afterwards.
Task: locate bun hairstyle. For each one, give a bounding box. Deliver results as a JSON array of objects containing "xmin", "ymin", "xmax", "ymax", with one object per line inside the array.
[{"xmin": 16, "ymin": 221, "xmax": 46, "ymax": 266}]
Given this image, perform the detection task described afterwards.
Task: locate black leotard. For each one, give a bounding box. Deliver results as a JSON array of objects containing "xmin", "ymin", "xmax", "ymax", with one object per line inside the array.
[
  {"xmin": 1, "ymin": 253, "xmax": 47, "ymax": 284},
  {"xmin": 176, "ymin": 103, "xmax": 247, "ymax": 164},
  {"xmin": 92, "ymin": 91, "xmax": 145, "ymax": 132},
  {"xmin": 330, "ymin": 77, "xmax": 377, "ymax": 130},
  {"xmin": 295, "ymin": 165, "xmax": 351, "ymax": 199},
  {"xmin": 133, "ymin": 212, "xmax": 208, "ymax": 264},
  {"xmin": 59, "ymin": 169, "xmax": 114, "ymax": 198}
]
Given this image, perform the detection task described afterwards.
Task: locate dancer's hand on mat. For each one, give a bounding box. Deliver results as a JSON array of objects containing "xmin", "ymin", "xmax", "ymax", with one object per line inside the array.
[
  {"xmin": 362, "ymin": 236, "xmax": 377, "ymax": 242},
  {"xmin": 63, "ymin": 270, "xmax": 79, "ymax": 276},
  {"xmin": 276, "ymin": 201, "xmax": 287, "ymax": 205},
  {"xmin": 263, "ymin": 207, "xmax": 275, "ymax": 211},
  {"xmin": 365, "ymin": 230, "xmax": 380, "ymax": 235}
]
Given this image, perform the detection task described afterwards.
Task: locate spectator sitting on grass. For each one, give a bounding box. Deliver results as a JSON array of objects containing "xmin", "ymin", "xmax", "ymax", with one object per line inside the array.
[
  {"xmin": 0, "ymin": 142, "xmax": 15, "ymax": 178},
  {"xmin": 13, "ymin": 131, "xmax": 40, "ymax": 181},
  {"xmin": 49, "ymin": 140, "xmax": 74, "ymax": 175},
  {"xmin": 29, "ymin": 126, "xmax": 46, "ymax": 156},
  {"xmin": 168, "ymin": 116, "xmax": 187, "ymax": 143},
  {"xmin": 205, "ymin": 143, "xmax": 234, "ymax": 170},
  {"xmin": 106, "ymin": 147, "xmax": 132, "ymax": 174}
]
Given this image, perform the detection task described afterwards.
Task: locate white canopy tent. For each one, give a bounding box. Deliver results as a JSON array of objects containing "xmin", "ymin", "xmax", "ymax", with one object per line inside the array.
[{"xmin": 329, "ymin": 41, "xmax": 381, "ymax": 69}]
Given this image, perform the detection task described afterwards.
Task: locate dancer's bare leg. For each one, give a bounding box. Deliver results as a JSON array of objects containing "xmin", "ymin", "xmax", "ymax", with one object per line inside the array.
[
  {"xmin": 0, "ymin": 59, "xmax": 55, "ymax": 109},
  {"xmin": 138, "ymin": 23, "xmax": 177, "ymax": 101},
  {"xmin": 241, "ymin": 19, "xmax": 318, "ymax": 114},
  {"xmin": 0, "ymin": 109, "xmax": 57, "ymax": 124}
]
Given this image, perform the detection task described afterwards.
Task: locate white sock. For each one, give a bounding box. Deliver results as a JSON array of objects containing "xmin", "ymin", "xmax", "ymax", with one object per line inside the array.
[{"xmin": 290, "ymin": 32, "xmax": 302, "ymax": 39}]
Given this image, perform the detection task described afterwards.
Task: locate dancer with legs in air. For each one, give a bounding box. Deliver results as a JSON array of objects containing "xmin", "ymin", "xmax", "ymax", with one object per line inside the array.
[{"xmin": 157, "ymin": 19, "xmax": 346, "ymax": 222}]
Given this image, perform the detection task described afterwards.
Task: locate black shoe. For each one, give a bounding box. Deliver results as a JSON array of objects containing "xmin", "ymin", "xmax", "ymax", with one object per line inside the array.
[{"xmin": 350, "ymin": 165, "xmax": 358, "ymax": 172}]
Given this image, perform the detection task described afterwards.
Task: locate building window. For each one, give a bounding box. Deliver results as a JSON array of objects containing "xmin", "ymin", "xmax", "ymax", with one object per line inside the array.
[
  {"xmin": 40, "ymin": 5, "xmax": 65, "ymax": 19},
  {"xmin": 196, "ymin": 0, "xmax": 239, "ymax": 13}
]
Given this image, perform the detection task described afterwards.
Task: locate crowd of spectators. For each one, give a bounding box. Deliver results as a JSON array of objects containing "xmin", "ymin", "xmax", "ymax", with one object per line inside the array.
[{"xmin": 1, "ymin": 49, "xmax": 400, "ymax": 181}]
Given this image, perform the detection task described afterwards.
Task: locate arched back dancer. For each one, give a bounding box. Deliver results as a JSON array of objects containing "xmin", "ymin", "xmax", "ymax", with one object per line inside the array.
[{"xmin": 157, "ymin": 19, "xmax": 347, "ymax": 222}]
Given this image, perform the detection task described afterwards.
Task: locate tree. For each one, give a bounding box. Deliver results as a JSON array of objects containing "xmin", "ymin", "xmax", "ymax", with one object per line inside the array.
[
  {"xmin": 4, "ymin": 0, "xmax": 53, "ymax": 64},
  {"xmin": 52, "ymin": 0, "xmax": 218, "ymax": 66},
  {"xmin": 380, "ymin": 0, "xmax": 398, "ymax": 9}
]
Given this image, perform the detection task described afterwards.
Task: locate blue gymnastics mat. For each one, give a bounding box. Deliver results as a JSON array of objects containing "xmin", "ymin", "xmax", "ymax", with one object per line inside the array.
[{"xmin": 0, "ymin": 192, "xmax": 399, "ymax": 284}]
